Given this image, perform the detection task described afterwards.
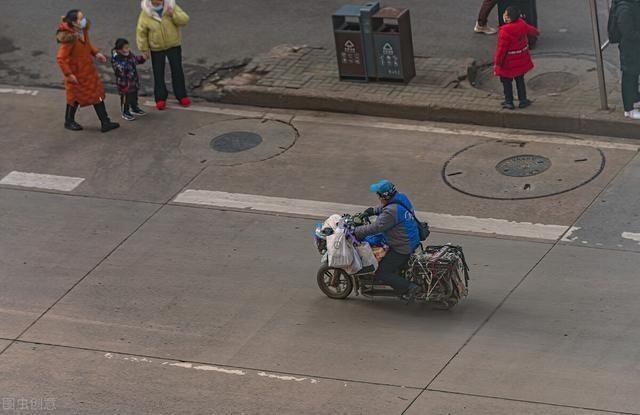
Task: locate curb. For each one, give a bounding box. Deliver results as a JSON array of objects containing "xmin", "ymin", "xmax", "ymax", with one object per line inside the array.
[{"xmin": 218, "ymin": 85, "xmax": 639, "ymax": 140}]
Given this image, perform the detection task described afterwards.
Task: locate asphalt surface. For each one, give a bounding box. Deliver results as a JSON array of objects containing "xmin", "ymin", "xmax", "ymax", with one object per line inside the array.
[
  {"xmin": 1, "ymin": 86, "xmax": 640, "ymax": 414},
  {"xmin": 0, "ymin": 0, "xmax": 619, "ymax": 91}
]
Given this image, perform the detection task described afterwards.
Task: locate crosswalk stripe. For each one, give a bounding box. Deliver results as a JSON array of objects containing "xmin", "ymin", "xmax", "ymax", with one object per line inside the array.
[
  {"xmin": 0, "ymin": 171, "xmax": 85, "ymax": 192},
  {"xmin": 173, "ymin": 189, "xmax": 568, "ymax": 241}
]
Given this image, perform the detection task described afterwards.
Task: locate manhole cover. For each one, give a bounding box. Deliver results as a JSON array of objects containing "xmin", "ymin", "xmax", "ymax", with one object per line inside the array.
[
  {"xmin": 442, "ymin": 141, "xmax": 605, "ymax": 200},
  {"xmin": 496, "ymin": 155, "xmax": 551, "ymax": 177},
  {"xmin": 528, "ymin": 71, "xmax": 579, "ymax": 94},
  {"xmin": 210, "ymin": 131, "xmax": 263, "ymax": 153}
]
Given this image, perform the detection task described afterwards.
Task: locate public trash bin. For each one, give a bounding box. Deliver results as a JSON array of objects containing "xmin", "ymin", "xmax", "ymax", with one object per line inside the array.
[
  {"xmin": 372, "ymin": 7, "xmax": 415, "ymax": 82},
  {"xmin": 498, "ymin": 0, "xmax": 538, "ymax": 48},
  {"xmin": 332, "ymin": 2, "xmax": 380, "ymax": 80}
]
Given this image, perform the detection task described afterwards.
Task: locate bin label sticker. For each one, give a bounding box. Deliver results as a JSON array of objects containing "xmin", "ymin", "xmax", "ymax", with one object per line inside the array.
[
  {"xmin": 341, "ymin": 40, "xmax": 361, "ymax": 65},
  {"xmin": 379, "ymin": 42, "xmax": 400, "ymax": 75}
]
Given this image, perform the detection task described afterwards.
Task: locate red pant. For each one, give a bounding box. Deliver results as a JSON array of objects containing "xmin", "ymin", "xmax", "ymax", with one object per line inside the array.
[{"xmin": 477, "ymin": 0, "xmax": 498, "ymax": 26}]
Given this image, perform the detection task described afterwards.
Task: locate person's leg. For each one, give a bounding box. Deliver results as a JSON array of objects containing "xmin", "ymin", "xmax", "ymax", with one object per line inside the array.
[
  {"xmin": 622, "ymin": 71, "xmax": 640, "ymax": 112},
  {"xmin": 64, "ymin": 102, "xmax": 82, "ymax": 131},
  {"xmin": 515, "ymin": 75, "xmax": 531, "ymax": 108},
  {"xmin": 500, "ymin": 76, "xmax": 515, "ymax": 108},
  {"xmin": 477, "ymin": 0, "xmax": 498, "ymax": 26},
  {"xmin": 375, "ymin": 250, "xmax": 412, "ymax": 295},
  {"xmin": 151, "ymin": 50, "xmax": 168, "ymax": 103},
  {"xmin": 93, "ymin": 100, "xmax": 120, "ymax": 132},
  {"xmin": 121, "ymin": 93, "xmax": 130, "ymax": 113},
  {"xmin": 166, "ymin": 46, "xmax": 188, "ymax": 101}
]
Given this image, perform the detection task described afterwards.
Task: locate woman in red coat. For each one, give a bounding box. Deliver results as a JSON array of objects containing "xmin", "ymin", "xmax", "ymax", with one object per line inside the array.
[
  {"xmin": 56, "ymin": 9, "xmax": 119, "ymax": 132},
  {"xmin": 494, "ymin": 6, "xmax": 540, "ymax": 110}
]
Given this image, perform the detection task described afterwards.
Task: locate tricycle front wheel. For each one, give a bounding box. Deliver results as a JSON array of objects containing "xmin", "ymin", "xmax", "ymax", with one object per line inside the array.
[{"xmin": 317, "ymin": 266, "xmax": 353, "ymax": 299}]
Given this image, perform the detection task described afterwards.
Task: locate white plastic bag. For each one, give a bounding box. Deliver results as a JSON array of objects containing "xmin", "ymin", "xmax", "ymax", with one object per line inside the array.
[
  {"xmin": 344, "ymin": 246, "xmax": 363, "ymax": 274},
  {"xmin": 327, "ymin": 228, "xmax": 354, "ymax": 268},
  {"xmin": 323, "ymin": 214, "xmax": 342, "ymax": 231},
  {"xmin": 356, "ymin": 242, "xmax": 378, "ymax": 272}
]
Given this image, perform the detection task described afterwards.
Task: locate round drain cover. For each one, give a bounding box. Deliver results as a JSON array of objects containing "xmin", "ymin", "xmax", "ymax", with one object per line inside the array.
[
  {"xmin": 211, "ymin": 131, "xmax": 263, "ymax": 153},
  {"xmin": 528, "ymin": 71, "xmax": 580, "ymax": 94},
  {"xmin": 496, "ymin": 155, "xmax": 551, "ymax": 177},
  {"xmin": 442, "ymin": 141, "xmax": 605, "ymax": 200}
]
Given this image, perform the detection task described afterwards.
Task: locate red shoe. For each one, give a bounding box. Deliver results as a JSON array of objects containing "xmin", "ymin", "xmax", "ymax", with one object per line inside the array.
[
  {"xmin": 179, "ymin": 97, "xmax": 191, "ymax": 107},
  {"xmin": 156, "ymin": 100, "xmax": 166, "ymax": 110}
]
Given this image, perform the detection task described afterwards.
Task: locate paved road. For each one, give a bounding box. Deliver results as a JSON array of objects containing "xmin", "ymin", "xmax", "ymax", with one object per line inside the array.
[
  {"xmin": 1, "ymin": 86, "xmax": 639, "ymax": 414},
  {"xmin": 0, "ymin": 0, "xmax": 619, "ymax": 90}
]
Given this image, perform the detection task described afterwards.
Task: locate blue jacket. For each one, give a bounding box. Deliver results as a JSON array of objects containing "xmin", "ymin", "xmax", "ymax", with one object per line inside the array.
[{"xmin": 354, "ymin": 192, "xmax": 421, "ymax": 255}]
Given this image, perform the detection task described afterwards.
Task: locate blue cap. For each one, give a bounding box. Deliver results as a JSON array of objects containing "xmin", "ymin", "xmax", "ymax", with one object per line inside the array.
[{"xmin": 370, "ymin": 179, "xmax": 395, "ymax": 195}]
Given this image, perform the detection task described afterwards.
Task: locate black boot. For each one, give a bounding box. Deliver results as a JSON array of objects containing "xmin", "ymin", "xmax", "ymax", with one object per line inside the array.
[
  {"xmin": 64, "ymin": 104, "xmax": 83, "ymax": 131},
  {"xmin": 93, "ymin": 101, "xmax": 120, "ymax": 133}
]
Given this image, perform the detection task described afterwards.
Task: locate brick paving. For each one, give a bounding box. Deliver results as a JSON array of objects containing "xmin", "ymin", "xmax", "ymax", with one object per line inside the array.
[{"xmin": 192, "ymin": 45, "xmax": 638, "ymax": 139}]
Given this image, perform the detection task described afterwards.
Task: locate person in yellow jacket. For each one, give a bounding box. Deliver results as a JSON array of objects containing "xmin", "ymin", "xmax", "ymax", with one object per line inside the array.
[{"xmin": 136, "ymin": 0, "xmax": 191, "ymax": 110}]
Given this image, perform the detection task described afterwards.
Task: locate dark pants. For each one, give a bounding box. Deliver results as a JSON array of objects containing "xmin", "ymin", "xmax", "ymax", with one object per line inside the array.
[
  {"xmin": 151, "ymin": 46, "xmax": 187, "ymax": 102},
  {"xmin": 500, "ymin": 75, "xmax": 527, "ymax": 103},
  {"xmin": 376, "ymin": 250, "xmax": 412, "ymax": 295},
  {"xmin": 120, "ymin": 89, "xmax": 139, "ymax": 113},
  {"xmin": 621, "ymin": 71, "xmax": 640, "ymax": 112},
  {"xmin": 477, "ymin": 0, "xmax": 498, "ymax": 26}
]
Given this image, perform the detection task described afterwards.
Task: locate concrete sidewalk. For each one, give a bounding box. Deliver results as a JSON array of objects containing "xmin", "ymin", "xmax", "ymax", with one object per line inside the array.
[{"xmin": 189, "ymin": 45, "xmax": 638, "ymax": 139}]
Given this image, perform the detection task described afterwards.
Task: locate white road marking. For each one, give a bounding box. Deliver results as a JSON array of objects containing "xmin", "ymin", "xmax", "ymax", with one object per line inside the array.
[
  {"xmin": 561, "ymin": 226, "xmax": 582, "ymax": 242},
  {"xmin": 173, "ymin": 190, "xmax": 568, "ymax": 241},
  {"xmin": 257, "ymin": 372, "xmax": 318, "ymax": 383},
  {"xmin": 159, "ymin": 102, "xmax": 640, "ymax": 151},
  {"xmin": 104, "ymin": 353, "xmax": 319, "ymax": 384},
  {"xmin": 142, "ymin": 100, "xmax": 265, "ymax": 118},
  {"xmin": 0, "ymin": 87, "xmax": 39, "ymax": 96},
  {"xmin": 621, "ymin": 232, "xmax": 640, "ymax": 244},
  {"xmin": 0, "ymin": 171, "xmax": 85, "ymax": 191}
]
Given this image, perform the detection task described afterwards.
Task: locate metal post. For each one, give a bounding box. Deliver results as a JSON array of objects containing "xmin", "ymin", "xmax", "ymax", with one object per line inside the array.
[{"xmin": 588, "ymin": 0, "xmax": 609, "ymax": 110}]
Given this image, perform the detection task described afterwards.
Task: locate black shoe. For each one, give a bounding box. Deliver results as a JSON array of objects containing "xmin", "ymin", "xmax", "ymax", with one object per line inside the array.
[
  {"xmin": 121, "ymin": 111, "xmax": 135, "ymax": 121},
  {"xmin": 401, "ymin": 284, "xmax": 422, "ymax": 304},
  {"xmin": 101, "ymin": 121, "xmax": 120, "ymax": 133},
  {"xmin": 518, "ymin": 99, "xmax": 532, "ymax": 109},
  {"xmin": 130, "ymin": 107, "xmax": 147, "ymax": 116},
  {"xmin": 64, "ymin": 121, "xmax": 83, "ymax": 131},
  {"xmin": 501, "ymin": 101, "xmax": 515, "ymax": 110},
  {"xmin": 64, "ymin": 104, "xmax": 82, "ymax": 131}
]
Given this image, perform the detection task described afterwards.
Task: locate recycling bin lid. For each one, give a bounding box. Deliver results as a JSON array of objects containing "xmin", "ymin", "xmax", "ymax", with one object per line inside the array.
[
  {"xmin": 373, "ymin": 7, "xmax": 409, "ymax": 19},
  {"xmin": 334, "ymin": 4, "xmax": 363, "ymax": 17}
]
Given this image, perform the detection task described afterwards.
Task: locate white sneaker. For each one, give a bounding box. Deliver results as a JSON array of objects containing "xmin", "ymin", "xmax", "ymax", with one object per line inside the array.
[
  {"xmin": 474, "ymin": 22, "xmax": 497, "ymax": 35},
  {"xmin": 624, "ymin": 109, "xmax": 640, "ymax": 119},
  {"xmin": 634, "ymin": 102, "xmax": 640, "ymax": 109}
]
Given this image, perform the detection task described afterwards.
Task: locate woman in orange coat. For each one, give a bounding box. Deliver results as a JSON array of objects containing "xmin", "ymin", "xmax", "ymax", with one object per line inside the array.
[{"xmin": 56, "ymin": 9, "xmax": 119, "ymax": 132}]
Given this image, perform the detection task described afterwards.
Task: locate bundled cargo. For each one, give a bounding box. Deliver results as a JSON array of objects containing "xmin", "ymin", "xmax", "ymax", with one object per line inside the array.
[{"xmin": 406, "ymin": 245, "xmax": 469, "ymax": 309}]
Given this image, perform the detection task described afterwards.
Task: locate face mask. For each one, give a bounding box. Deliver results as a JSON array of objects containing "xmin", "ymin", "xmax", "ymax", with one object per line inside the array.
[
  {"xmin": 153, "ymin": 4, "xmax": 164, "ymax": 11},
  {"xmin": 78, "ymin": 17, "xmax": 87, "ymax": 29}
]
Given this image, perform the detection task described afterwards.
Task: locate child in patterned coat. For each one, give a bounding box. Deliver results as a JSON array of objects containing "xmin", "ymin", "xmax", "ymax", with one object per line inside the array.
[{"xmin": 111, "ymin": 38, "xmax": 147, "ymax": 120}]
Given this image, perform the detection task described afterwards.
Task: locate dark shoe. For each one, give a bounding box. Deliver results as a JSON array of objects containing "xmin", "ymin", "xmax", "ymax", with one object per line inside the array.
[
  {"xmin": 131, "ymin": 107, "xmax": 147, "ymax": 116},
  {"xmin": 401, "ymin": 284, "xmax": 421, "ymax": 304},
  {"xmin": 518, "ymin": 99, "xmax": 533, "ymax": 109},
  {"xmin": 121, "ymin": 111, "xmax": 135, "ymax": 121},
  {"xmin": 501, "ymin": 101, "xmax": 515, "ymax": 110},
  {"xmin": 101, "ymin": 121, "xmax": 120, "ymax": 133},
  {"xmin": 64, "ymin": 104, "xmax": 83, "ymax": 131},
  {"xmin": 64, "ymin": 121, "xmax": 83, "ymax": 131}
]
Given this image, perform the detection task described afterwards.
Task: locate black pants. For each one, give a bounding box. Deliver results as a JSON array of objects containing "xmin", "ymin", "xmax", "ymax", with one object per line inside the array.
[
  {"xmin": 621, "ymin": 71, "xmax": 640, "ymax": 112},
  {"xmin": 500, "ymin": 75, "xmax": 527, "ymax": 103},
  {"xmin": 151, "ymin": 46, "xmax": 187, "ymax": 102},
  {"xmin": 120, "ymin": 90, "xmax": 139, "ymax": 113},
  {"xmin": 376, "ymin": 250, "xmax": 412, "ymax": 295},
  {"xmin": 477, "ymin": 0, "xmax": 498, "ymax": 26}
]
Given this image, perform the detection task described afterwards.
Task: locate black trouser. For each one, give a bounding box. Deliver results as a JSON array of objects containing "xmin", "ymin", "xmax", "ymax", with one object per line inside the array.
[
  {"xmin": 151, "ymin": 46, "xmax": 187, "ymax": 102},
  {"xmin": 477, "ymin": 0, "xmax": 498, "ymax": 26},
  {"xmin": 376, "ymin": 250, "xmax": 412, "ymax": 295},
  {"xmin": 120, "ymin": 90, "xmax": 139, "ymax": 113},
  {"xmin": 621, "ymin": 71, "xmax": 640, "ymax": 112},
  {"xmin": 500, "ymin": 75, "xmax": 527, "ymax": 103}
]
